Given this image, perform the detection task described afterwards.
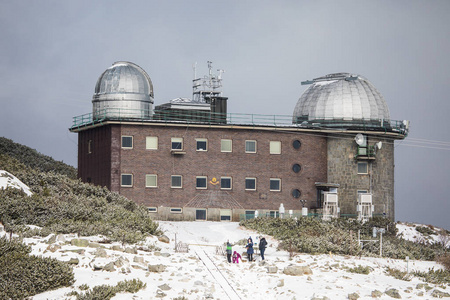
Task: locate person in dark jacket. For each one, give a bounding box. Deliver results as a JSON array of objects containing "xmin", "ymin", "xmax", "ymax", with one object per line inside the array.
[
  {"xmin": 226, "ymin": 240, "xmax": 232, "ymax": 263},
  {"xmin": 246, "ymin": 238, "xmax": 254, "ymax": 262},
  {"xmin": 259, "ymin": 236, "xmax": 267, "ymax": 260}
]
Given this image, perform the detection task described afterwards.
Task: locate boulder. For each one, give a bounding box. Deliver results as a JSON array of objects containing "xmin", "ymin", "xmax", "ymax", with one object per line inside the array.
[
  {"xmin": 103, "ymin": 262, "xmax": 116, "ymax": 272},
  {"xmin": 68, "ymin": 258, "xmax": 79, "ymax": 265},
  {"xmin": 46, "ymin": 244, "xmax": 61, "ymax": 253},
  {"xmin": 385, "ymin": 288, "xmax": 401, "ymax": 299},
  {"xmin": 348, "ymin": 292, "xmax": 359, "ymax": 300},
  {"xmin": 158, "ymin": 235, "xmax": 170, "ymax": 243},
  {"xmin": 371, "ymin": 290, "xmax": 382, "ymax": 298},
  {"xmin": 431, "ymin": 289, "xmax": 450, "ymax": 298},
  {"xmin": 89, "ymin": 242, "xmax": 101, "ymax": 248},
  {"xmin": 283, "ymin": 265, "xmax": 313, "ymax": 276},
  {"xmin": 71, "ymin": 239, "xmax": 89, "ymax": 247},
  {"xmin": 56, "ymin": 234, "xmax": 66, "ymax": 243},
  {"xmin": 133, "ymin": 256, "xmax": 145, "ymax": 264},
  {"xmin": 112, "ymin": 245, "xmax": 124, "ymax": 252},
  {"xmin": 148, "ymin": 264, "xmax": 166, "ymax": 273},
  {"xmin": 158, "ymin": 283, "xmax": 171, "ymax": 291},
  {"xmin": 124, "ymin": 247, "xmax": 137, "ymax": 254},
  {"xmin": 266, "ymin": 266, "xmax": 278, "ymax": 274},
  {"xmin": 95, "ymin": 248, "xmax": 107, "ymax": 258}
]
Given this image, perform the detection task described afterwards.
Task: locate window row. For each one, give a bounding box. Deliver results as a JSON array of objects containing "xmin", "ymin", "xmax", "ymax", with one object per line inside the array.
[
  {"xmin": 121, "ymin": 174, "xmax": 282, "ymax": 191},
  {"xmin": 121, "ymin": 136, "xmax": 284, "ymax": 154}
]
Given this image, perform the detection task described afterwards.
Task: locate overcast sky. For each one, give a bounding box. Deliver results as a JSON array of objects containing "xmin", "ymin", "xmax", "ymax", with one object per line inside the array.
[{"xmin": 1, "ymin": 1, "xmax": 449, "ymax": 229}]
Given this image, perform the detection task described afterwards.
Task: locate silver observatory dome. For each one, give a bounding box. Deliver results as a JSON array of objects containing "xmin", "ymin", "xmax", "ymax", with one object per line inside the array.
[
  {"xmin": 293, "ymin": 73, "xmax": 390, "ymax": 128},
  {"xmin": 92, "ymin": 61, "xmax": 154, "ymax": 119}
]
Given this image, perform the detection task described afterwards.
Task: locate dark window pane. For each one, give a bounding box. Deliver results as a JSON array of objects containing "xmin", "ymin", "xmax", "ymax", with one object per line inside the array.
[
  {"xmin": 292, "ymin": 164, "xmax": 301, "ymax": 173},
  {"xmin": 293, "ymin": 140, "xmax": 301, "ymax": 149},
  {"xmin": 221, "ymin": 178, "xmax": 231, "ymax": 189},
  {"xmin": 121, "ymin": 174, "xmax": 132, "ymax": 186},
  {"xmin": 196, "ymin": 177, "xmax": 207, "ymax": 188},
  {"xmin": 197, "ymin": 141, "xmax": 207, "ymax": 150},
  {"xmin": 245, "ymin": 178, "xmax": 256, "ymax": 190},
  {"xmin": 270, "ymin": 179, "xmax": 280, "ymax": 191},
  {"xmin": 122, "ymin": 136, "xmax": 133, "ymax": 148},
  {"xmin": 292, "ymin": 189, "xmax": 301, "ymax": 198}
]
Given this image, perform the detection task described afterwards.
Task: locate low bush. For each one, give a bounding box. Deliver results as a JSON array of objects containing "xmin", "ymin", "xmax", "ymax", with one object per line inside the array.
[
  {"xmin": 0, "ymin": 160, "xmax": 160, "ymax": 244},
  {"xmin": 0, "ymin": 237, "xmax": 74, "ymax": 299},
  {"xmin": 240, "ymin": 217, "xmax": 448, "ymax": 260},
  {"xmin": 74, "ymin": 279, "xmax": 146, "ymax": 299},
  {"xmin": 385, "ymin": 267, "xmax": 412, "ymax": 281},
  {"xmin": 413, "ymin": 268, "xmax": 450, "ymax": 285},
  {"xmin": 348, "ymin": 265, "xmax": 371, "ymax": 275}
]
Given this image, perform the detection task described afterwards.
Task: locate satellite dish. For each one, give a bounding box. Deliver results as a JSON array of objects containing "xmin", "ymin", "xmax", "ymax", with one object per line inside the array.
[
  {"xmin": 355, "ymin": 133, "xmax": 366, "ymax": 146},
  {"xmin": 376, "ymin": 141, "xmax": 382, "ymax": 150}
]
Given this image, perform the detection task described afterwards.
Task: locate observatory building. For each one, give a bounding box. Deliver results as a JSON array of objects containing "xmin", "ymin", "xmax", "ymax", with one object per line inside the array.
[{"xmin": 70, "ymin": 62, "xmax": 408, "ymax": 222}]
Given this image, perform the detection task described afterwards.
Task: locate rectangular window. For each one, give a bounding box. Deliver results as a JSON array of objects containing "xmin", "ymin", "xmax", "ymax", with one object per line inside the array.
[
  {"xmin": 245, "ymin": 140, "xmax": 257, "ymax": 153},
  {"xmin": 270, "ymin": 178, "xmax": 281, "ymax": 191},
  {"xmin": 170, "ymin": 208, "xmax": 183, "ymax": 214},
  {"xmin": 88, "ymin": 140, "xmax": 92, "ymax": 154},
  {"xmin": 145, "ymin": 174, "xmax": 157, "ymax": 188},
  {"xmin": 121, "ymin": 136, "xmax": 133, "ymax": 149},
  {"xmin": 121, "ymin": 174, "xmax": 133, "ymax": 187},
  {"xmin": 245, "ymin": 177, "xmax": 256, "ymax": 190},
  {"xmin": 196, "ymin": 138, "xmax": 208, "ymax": 151},
  {"xmin": 146, "ymin": 136, "xmax": 158, "ymax": 150},
  {"xmin": 220, "ymin": 177, "xmax": 232, "ymax": 190},
  {"xmin": 171, "ymin": 138, "xmax": 183, "ymax": 150},
  {"xmin": 221, "ymin": 139, "xmax": 232, "ymax": 152},
  {"xmin": 148, "ymin": 207, "xmax": 157, "ymax": 213},
  {"xmin": 171, "ymin": 175, "xmax": 182, "ymax": 188},
  {"xmin": 357, "ymin": 162, "xmax": 368, "ymax": 174},
  {"xmin": 196, "ymin": 176, "xmax": 207, "ymax": 189},
  {"xmin": 245, "ymin": 210, "xmax": 256, "ymax": 220},
  {"xmin": 270, "ymin": 141, "xmax": 281, "ymax": 154}
]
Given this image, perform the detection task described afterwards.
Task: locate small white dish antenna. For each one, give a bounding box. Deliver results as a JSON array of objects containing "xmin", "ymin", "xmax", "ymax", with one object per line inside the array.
[
  {"xmin": 376, "ymin": 141, "xmax": 383, "ymax": 150},
  {"xmin": 355, "ymin": 133, "xmax": 366, "ymax": 146}
]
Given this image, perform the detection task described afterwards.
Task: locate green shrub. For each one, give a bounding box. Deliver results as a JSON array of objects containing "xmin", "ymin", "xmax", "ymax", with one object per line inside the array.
[
  {"xmin": 413, "ymin": 269, "xmax": 450, "ymax": 284},
  {"xmin": 76, "ymin": 279, "xmax": 146, "ymax": 300},
  {"xmin": 385, "ymin": 267, "xmax": 412, "ymax": 281},
  {"xmin": 0, "ymin": 164, "xmax": 160, "ymax": 243},
  {"xmin": 348, "ymin": 265, "xmax": 371, "ymax": 275},
  {"xmin": 240, "ymin": 217, "xmax": 448, "ymax": 260},
  {"xmin": 416, "ymin": 226, "xmax": 435, "ymax": 236},
  {"xmin": 0, "ymin": 237, "xmax": 74, "ymax": 299}
]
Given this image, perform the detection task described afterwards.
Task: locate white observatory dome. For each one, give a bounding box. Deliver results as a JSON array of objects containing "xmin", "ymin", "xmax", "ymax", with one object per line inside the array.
[
  {"xmin": 92, "ymin": 61, "xmax": 154, "ymax": 119},
  {"xmin": 293, "ymin": 73, "xmax": 390, "ymax": 127}
]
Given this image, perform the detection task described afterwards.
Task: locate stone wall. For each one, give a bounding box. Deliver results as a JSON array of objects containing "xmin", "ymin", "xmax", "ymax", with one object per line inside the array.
[{"xmin": 327, "ymin": 136, "xmax": 395, "ymax": 220}]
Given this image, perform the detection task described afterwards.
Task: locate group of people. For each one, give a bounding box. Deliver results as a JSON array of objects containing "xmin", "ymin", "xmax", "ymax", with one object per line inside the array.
[{"xmin": 226, "ymin": 236, "xmax": 267, "ymax": 263}]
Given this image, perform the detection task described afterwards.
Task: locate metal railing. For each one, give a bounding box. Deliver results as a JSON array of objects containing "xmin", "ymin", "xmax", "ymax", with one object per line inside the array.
[{"xmin": 71, "ymin": 108, "xmax": 408, "ymax": 135}]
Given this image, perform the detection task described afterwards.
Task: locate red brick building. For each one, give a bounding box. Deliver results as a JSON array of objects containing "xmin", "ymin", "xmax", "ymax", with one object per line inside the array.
[{"xmin": 70, "ymin": 62, "xmax": 408, "ymax": 221}]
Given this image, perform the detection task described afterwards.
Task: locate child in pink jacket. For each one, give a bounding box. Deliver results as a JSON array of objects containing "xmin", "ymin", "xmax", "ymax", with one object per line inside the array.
[{"xmin": 232, "ymin": 251, "xmax": 242, "ymax": 263}]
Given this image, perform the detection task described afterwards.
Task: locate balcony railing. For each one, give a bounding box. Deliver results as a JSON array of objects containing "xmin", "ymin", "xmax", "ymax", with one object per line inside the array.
[{"xmin": 70, "ymin": 108, "xmax": 408, "ymax": 136}]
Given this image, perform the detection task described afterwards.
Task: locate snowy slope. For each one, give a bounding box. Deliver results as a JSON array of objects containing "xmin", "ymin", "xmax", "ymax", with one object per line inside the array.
[
  {"xmin": 16, "ymin": 221, "xmax": 447, "ymax": 300},
  {"xmin": 0, "ymin": 170, "xmax": 32, "ymax": 196}
]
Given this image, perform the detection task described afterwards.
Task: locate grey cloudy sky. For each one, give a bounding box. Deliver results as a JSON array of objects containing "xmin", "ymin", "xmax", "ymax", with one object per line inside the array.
[{"xmin": 1, "ymin": 1, "xmax": 449, "ymax": 229}]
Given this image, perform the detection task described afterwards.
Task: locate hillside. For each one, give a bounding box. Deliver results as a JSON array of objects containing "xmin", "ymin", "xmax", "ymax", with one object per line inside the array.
[{"xmin": 0, "ymin": 137, "xmax": 76, "ymax": 179}]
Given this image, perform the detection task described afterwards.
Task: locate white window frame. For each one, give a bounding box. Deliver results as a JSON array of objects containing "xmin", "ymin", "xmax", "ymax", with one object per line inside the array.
[
  {"xmin": 245, "ymin": 140, "xmax": 257, "ymax": 153},
  {"xmin": 170, "ymin": 208, "xmax": 183, "ymax": 214},
  {"xmin": 221, "ymin": 139, "xmax": 232, "ymax": 152},
  {"xmin": 171, "ymin": 175, "xmax": 183, "ymax": 188},
  {"xmin": 145, "ymin": 174, "xmax": 157, "ymax": 188},
  {"xmin": 245, "ymin": 177, "xmax": 256, "ymax": 191},
  {"xmin": 196, "ymin": 176, "xmax": 208, "ymax": 189},
  {"xmin": 357, "ymin": 162, "xmax": 368, "ymax": 174},
  {"xmin": 196, "ymin": 138, "xmax": 208, "ymax": 151},
  {"xmin": 146, "ymin": 136, "xmax": 158, "ymax": 150},
  {"xmin": 270, "ymin": 178, "xmax": 281, "ymax": 191},
  {"xmin": 147, "ymin": 207, "xmax": 157, "ymax": 213},
  {"xmin": 121, "ymin": 174, "xmax": 133, "ymax": 187},
  {"xmin": 220, "ymin": 177, "xmax": 232, "ymax": 190},
  {"xmin": 121, "ymin": 136, "xmax": 133, "ymax": 149},
  {"xmin": 270, "ymin": 141, "xmax": 281, "ymax": 154},
  {"xmin": 171, "ymin": 137, "xmax": 183, "ymax": 150}
]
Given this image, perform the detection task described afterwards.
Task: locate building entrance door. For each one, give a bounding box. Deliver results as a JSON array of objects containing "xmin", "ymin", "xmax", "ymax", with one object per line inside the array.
[{"xmin": 196, "ymin": 209, "xmax": 207, "ymax": 221}]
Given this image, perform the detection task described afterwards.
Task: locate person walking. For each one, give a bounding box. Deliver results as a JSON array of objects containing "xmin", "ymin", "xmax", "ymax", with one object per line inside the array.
[
  {"xmin": 259, "ymin": 236, "xmax": 267, "ymax": 260},
  {"xmin": 226, "ymin": 240, "xmax": 232, "ymax": 263},
  {"xmin": 246, "ymin": 238, "xmax": 254, "ymax": 262}
]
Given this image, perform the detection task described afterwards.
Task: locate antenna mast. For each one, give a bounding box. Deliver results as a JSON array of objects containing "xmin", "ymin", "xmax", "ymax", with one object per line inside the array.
[{"xmin": 192, "ymin": 61, "xmax": 224, "ymax": 103}]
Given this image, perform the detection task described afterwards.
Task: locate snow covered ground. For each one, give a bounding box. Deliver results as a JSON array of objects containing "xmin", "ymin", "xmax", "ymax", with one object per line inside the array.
[
  {"xmin": 0, "ymin": 221, "xmax": 444, "ymax": 299},
  {"xmin": 1, "ymin": 174, "xmax": 448, "ymax": 299}
]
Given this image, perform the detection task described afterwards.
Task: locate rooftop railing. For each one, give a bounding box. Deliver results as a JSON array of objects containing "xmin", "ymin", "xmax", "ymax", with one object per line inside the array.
[{"xmin": 71, "ymin": 108, "xmax": 408, "ymax": 135}]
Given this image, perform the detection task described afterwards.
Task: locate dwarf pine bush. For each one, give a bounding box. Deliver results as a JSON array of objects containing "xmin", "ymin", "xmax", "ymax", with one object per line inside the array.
[
  {"xmin": 240, "ymin": 217, "xmax": 448, "ymax": 260},
  {"xmin": 0, "ymin": 154, "xmax": 160, "ymax": 244},
  {"xmin": 0, "ymin": 237, "xmax": 74, "ymax": 299}
]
